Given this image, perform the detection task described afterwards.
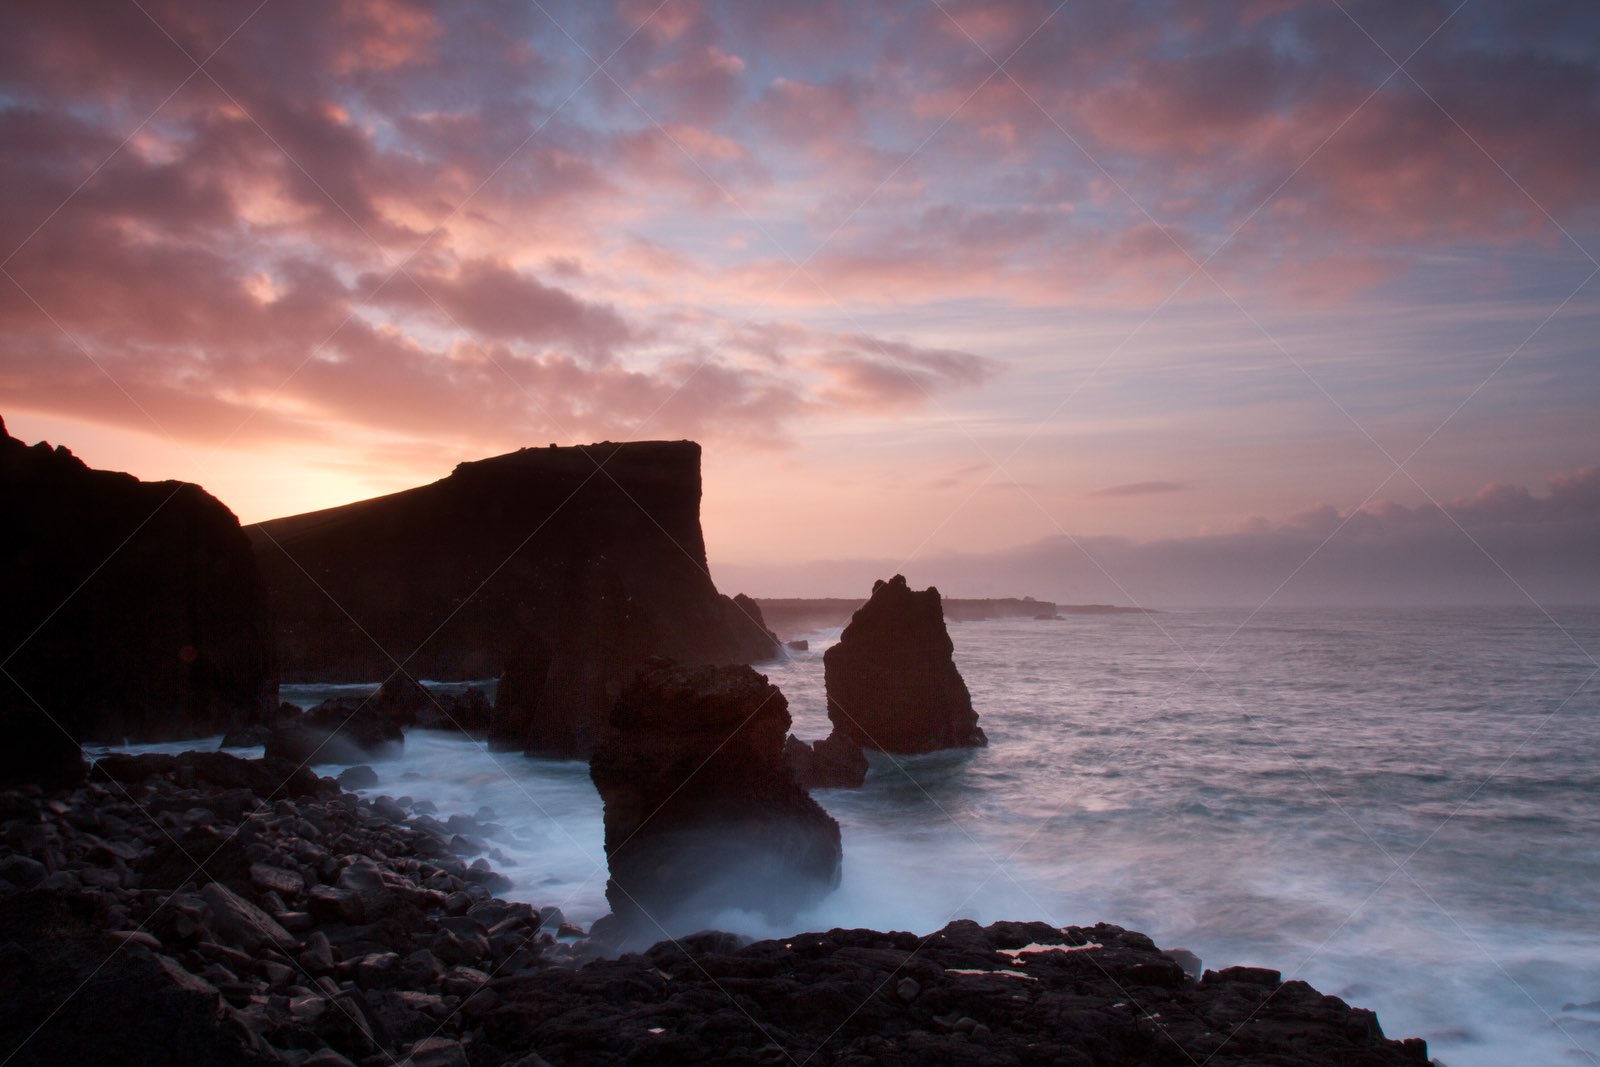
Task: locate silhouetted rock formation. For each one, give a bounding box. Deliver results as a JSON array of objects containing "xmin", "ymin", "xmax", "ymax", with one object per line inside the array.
[
  {"xmin": 589, "ymin": 660, "xmax": 841, "ymax": 942},
  {"xmin": 0, "ymin": 756, "xmax": 1428, "ymax": 1067},
  {"xmin": 247, "ymin": 441, "xmax": 780, "ymax": 756},
  {"xmin": 0, "ymin": 416, "xmax": 276, "ymax": 785},
  {"xmin": 784, "ymin": 730, "xmax": 869, "ymax": 788},
  {"xmin": 264, "ymin": 699, "xmax": 404, "ymax": 765},
  {"xmin": 374, "ymin": 674, "xmax": 493, "ymax": 733},
  {"xmin": 824, "ymin": 574, "xmax": 987, "ymax": 753}
]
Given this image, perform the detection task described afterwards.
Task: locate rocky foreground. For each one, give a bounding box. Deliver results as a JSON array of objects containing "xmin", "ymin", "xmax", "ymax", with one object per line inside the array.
[{"xmin": 0, "ymin": 752, "xmax": 1430, "ymax": 1067}]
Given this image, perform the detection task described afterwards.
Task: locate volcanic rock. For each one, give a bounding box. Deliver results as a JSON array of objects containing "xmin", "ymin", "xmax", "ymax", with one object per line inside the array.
[
  {"xmin": 375, "ymin": 674, "xmax": 493, "ymax": 733},
  {"xmin": 264, "ymin": 697, "xmax": 403, "ymax": 765},
  {"xmin": 589, "ymin": 660, "xmax": 841, "ymax": 941},
  {"xmin": 784, "ymin": 730, "xmax": 869, "ymax": 789},
  {"xmin": 823, "ymin": 574, "xmax": 986, "ymax": 753},
  {"xmin": 0, "ymin": 416, "xmax": 276, "ymax": 783},
  {"xmin": 248, "ymin": 441, "xmax": 780, "ymax": 756}
]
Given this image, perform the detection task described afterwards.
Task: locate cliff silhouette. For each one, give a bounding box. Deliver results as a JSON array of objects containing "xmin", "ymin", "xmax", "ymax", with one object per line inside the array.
[{"xmin": 247, "ymin": 440, "xmax": 777, "ymax": 755}]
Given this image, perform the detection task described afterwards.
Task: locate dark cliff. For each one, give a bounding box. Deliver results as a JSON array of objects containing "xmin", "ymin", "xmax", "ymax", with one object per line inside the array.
[
  {"xmin": 0, "ymin": 415, "xmax": 276, "ymax": 780},
  {"xmin": 247, "ymin": 441, "xmax": 778, "ymax": 755}
]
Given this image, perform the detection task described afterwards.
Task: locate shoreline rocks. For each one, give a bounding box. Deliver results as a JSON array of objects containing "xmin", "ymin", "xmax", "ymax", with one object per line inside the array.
[
  {"xmin": 823, "ymin": 575, "xmax": 987, "ymax": 754},
  {"xmin": 0, "ymin": 750, "xmax": 1429, "ymax": 1066}
]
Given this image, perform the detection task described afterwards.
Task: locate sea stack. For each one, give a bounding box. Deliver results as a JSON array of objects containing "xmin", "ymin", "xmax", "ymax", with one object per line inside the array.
[
  {"xmin": 589, "ymin": 660, "xmax": 841, "ymax": 942},
  {"xmin": 823, "ymin": 574, "xmax": 986, "ymax": 753},
  {"xmin": 1, "ymin": 416, "xmax": 276, "ymax": 786},
  {"xmin": 248, "ymin": 440, "xmax": 780, "ymax": 756}
]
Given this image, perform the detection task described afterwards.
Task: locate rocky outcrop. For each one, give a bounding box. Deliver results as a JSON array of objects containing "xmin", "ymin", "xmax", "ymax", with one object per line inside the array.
[
  {"xmin": 373, "ymin": 675, "xmax": 493, "ymax": 733},
  {"xmin": 263, "ymin": 699, "xmax": 405, "ymax": 766},
  {"xmin": 823, "ymin": 575, "xmax": 987, "ymax": 753},
  {"xmin": 784, "ymin": 730, "xmax": 869, "ymax": 789},
  {"xmin": 589, "ymin": 660, "xmax": 841, "ymax": 942},
  {"xmin": 248, "ymin": 441, "xmax": 779, "ymax": 756},
  {"xmin": 0, "ymin": 416, "xmax": 276, "ymax": 783}
]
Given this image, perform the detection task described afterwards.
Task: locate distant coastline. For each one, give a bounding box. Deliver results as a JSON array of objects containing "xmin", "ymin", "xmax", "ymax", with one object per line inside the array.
[{"xmin": 755, "ymin": 596, "xmax": 1156, "ymax": 638}]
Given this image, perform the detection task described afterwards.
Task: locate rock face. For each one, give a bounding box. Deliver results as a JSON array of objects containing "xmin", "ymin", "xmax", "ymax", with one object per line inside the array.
[
  {"xmin": 823, "ymin": 574, "xmax": 986, "ymax": 753},
  {"xmin": 784, "ymin": 730, "xmax": 869, "ymax": 789},
  {"xmin": 0, "ymin": 754, "xmax": 1428, "ymax": 1067},
  {"xmin": 589, "ymin": 661, "xmax": 841, "ymax": 941},
  {"xmin": 263, "ymin": 699, "xmax": 406, "ymax": 765},
  {"xmin": 248, "ymin": 441, "xmax": 779, "ymax": 756},
  {"xmin": 0, "ymin": 416, "xmax": 276, "ymax": 783}
]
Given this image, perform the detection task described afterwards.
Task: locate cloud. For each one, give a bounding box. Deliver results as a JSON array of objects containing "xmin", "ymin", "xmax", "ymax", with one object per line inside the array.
[
  {"xmin": 719, "ymin": 467, "xmax": 1600, "ymax": 606},
  {"xmin": 1089, "ymin": 481, "xmax": 1189, "ymax": 498}
]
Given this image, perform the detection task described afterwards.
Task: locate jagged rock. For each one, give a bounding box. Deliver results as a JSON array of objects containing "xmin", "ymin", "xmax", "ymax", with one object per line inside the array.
[
  {"xmin": 89, "ymin": 750, "xmax": 330, "ymax": 800},
  {"xmin": 338, "ymin": 764, "xmax": 379, "ymax": 790},
  {"xmin": 248, "ymin": 441, "xmax": 780, "ymax": 757},
  {"xmin": 199, "ymin": 881, "xmax": 296, "ymax": 953},
  {"xmin": 219, "ymin": 724, "xmax": 274, "ymax": 748},
  {"xmin": 783, "ymin": 730, "xmax": 869, "ymax": 788},
  {"xmin": 589, "ymin": 660, "xmax": 841, "ymax": 941},
  {"xmin": 264, "ymin": 699, "xmax": 403, "ymax": 765},
  {"xmin": 823, "ymin": 574, "xmax": 986, "ymax": 753},
  {"xmin": 0, "ymin": 417, "xmax": 276, "ymax": 785}
]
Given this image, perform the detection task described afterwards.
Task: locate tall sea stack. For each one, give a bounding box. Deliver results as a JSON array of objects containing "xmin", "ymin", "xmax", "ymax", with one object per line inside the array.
[
  {"xmin": 1, "ymin": 416, "xmax": 276, "ymax": 785},
  {"xmin": 589, "ymin": 660, "xmax": 842, "ymax": 942},
  {"xmin": 823, "ymin": 574, "xmax": 986, "ymax": 753},
  {"xmin": 248, "ymin": 441, "xmax": 778, "ymax": 755}
]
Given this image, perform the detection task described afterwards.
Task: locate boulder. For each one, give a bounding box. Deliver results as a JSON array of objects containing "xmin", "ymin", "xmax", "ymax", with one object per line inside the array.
[
  {"xmin": 783, "ymin": 730, "xmax": 868, "ymax": 789},
  {"xmin": 248, "ymin": 441, "xmax": 780, "ymax": 756},
  {"xmin": 264, "ymin": 698, "xmax": 403, "ymax": 765},
  {"xmin": 0, "ymin": 416, "xmax": 276, "ymax": 782},
  {"xmin": 823, "ymin": 574, "xmax": 986, "ymax": 753},
  {"xmin": 589, "ymin": 660, "xmax": 841, "ymax": 941}
]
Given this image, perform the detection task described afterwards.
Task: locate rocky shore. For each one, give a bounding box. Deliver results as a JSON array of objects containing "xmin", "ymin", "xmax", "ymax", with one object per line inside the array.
[{"xmin": 0, "ymin": 751, "xmax": 1430, "ymax": 1066}]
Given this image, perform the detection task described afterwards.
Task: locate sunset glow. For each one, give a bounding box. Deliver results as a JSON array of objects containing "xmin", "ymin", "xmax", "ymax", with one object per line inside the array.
[{"xmin": 4, "ymin": 0, "xmax": 1597, "ymax": 600}]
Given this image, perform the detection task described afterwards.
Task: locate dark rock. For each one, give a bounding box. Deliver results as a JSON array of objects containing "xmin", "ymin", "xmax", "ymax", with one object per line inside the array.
[
  {"xmin": 0, "ymin": 418, "xmax": 276, "ymax": 781},
  {"xmin": 300, "ymin": 930, "xmax": 336, "ymax": 974},
  {"xmin": 785, "ymin": 639, "xmax": 809, "ymax": 651},
  {"xmin": 406, "ymin": 1037, "xmax": 469, "ymax": 1067},
  {"xmin": 247, "ymin": 441, "xmax": 781, "ymax": 757},
  {"xmin": 375, "ymin": 673, "xmax": 430, "ymax": 725},
  {"xmin": 589, "ymin": 660, "xmax": 841, "ymax": 942},
  {"xmin": 91, "ymin": 750, "xmax": 329, "ymax": 801},
  {"xmin": 1163, "ymin": 946, "xmax": 1204, "ymax": 980},
  {"xmin": 199, "ymin": 881, "xmax": 296, "ymax": 953},
  {"xmin": 264, "ymin": 699, "xmax": 403, "ymax": 765},
  {"xmin": 823, "ymin": 574, "xmax": 987, "ymax": 753},
  {"xmin": 419, "ymin": 686, "xmax": 493, "ymax": 733},
  {"xmin": 338, "ymin": 764, "xmax": 380, "ymax": 790},
  {"xmin": 0, "ymin": 890, "xmax": 276, "ymax": 1066},
  {"xmin": 784, "ymin": 729, "xmax": 869, "ymax": 789},
  {"xmin": 220, "ymin": 723, "xmax": 274, "ymax": 748}
]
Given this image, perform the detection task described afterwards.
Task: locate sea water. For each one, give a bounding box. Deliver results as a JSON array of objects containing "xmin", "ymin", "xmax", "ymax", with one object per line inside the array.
[{"xmin": 115, "ymin": 607, "xmax": 1600, "ymax": 1066}]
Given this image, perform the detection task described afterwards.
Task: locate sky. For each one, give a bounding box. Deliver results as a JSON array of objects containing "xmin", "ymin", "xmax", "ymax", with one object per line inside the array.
[{"xmin": 2, "ymin": 0, "xmax": 1597, "ymax": 604}]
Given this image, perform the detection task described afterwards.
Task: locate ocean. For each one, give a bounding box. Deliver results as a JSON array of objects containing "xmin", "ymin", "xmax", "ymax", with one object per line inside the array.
[{"xmin": 115, "ymin": 606, "xmax": 1600, "ymax": 1067}]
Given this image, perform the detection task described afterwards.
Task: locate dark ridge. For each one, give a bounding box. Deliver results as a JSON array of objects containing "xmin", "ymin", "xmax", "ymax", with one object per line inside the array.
[
  {"xmin": 1, "ymin": 415, "xmax": 276, "ymax": 777},
  {"xmin": 247, "ymin": 440, "xmax": 777, "ymax": 756}
]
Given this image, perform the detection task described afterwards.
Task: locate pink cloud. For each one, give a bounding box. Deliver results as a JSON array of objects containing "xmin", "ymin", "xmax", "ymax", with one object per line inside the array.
[{"xmin": 638, "ymin": 44, "xmax": 747, "ymax": 124}]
